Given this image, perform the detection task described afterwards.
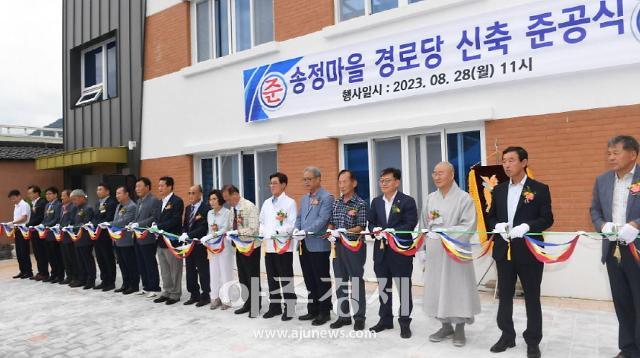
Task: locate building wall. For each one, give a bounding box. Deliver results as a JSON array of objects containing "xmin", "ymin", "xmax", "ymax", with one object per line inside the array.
[
  {"xmin": 0, "ymin": 161, "xmax": 64, "ymax": 245},
  {"xmin": 63, "ymin": 0, "xmax": 146, "ymax": 175},
  {"xmin": 274, "ymin": 0, "xmax": 334, "ymax": 42},
  {"xmin": 144, "ymin": 2, "xmax": 191, "ymax": 81},
  {"xmin": 140, "ymin": 155, "xmax": 194, "ymax": 202},
  {"xmin": 278, "ymin": 139, "xmax": 340, "ymax": 203}
]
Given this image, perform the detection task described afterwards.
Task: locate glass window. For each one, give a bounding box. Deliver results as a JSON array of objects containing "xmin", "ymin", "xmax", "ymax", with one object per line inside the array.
[
  {"xmin": 219, "ymin": 154, "xmax": 240, "ymax": 188},
  {"xmin": 214, "ymin": 0, "xmax": 231, "ymax": 57},
  {"xmin": 196, "ymin": 0, "xmax": 212, "ymax": 62},
  {"xmin": 256, "ymin": 150, "xmax": 277, "ymax": 206},
  {"xmin": 447, "ymin": 131, "xmax": 481, "ymax": 191},
  {"xmin": 253, "ymin": 0, "xmax": 273, "ymax": 46},
  {"xmin": 106, "ymin": 42, "xmax": 117, "ymax": 98},
  {"xmin": 371, "ymin": 0, "xmax": 398, "ymax": 14},
  {"xmin": 408, "ymin": 0, "xmax": 423, "ymax": 3},
  {"xmin": 201, "ymin": 158, "xmax": 214, "ymax": 195},
  {"xmin": 235, "ymin": 0, "xmax": 252, "ymax": 52},
  {"xmin": 84, "ymin": 47, "xmax": 102, "ymax": 88},
  {"xmin": 344, "ymin": 142, "xmax": 370, "ymax": 205},
  {"xmin": 242, "ymin": 153, "xmax": 256, "ymax": 203},
  {"xmin": 374, "ymin": 137, "xmax": 402, "ymax": 195},
  {"xmin": 339, "ymin": 0, "xmax": 365, "ymax": 21},
  {"xmin": 409, "ymin": 133, "xmax": 442, "ymax": 212}
]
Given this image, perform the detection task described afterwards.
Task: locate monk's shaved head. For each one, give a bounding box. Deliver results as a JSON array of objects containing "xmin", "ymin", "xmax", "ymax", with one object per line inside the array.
[{"xmin": 432, "ymin": 162, "xmax": 455, "ymax": 192}]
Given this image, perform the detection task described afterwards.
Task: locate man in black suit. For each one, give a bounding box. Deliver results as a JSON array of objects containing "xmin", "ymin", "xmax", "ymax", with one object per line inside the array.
[
  {"xmin": 92, "ymin": 183, "xmax": 118, "ymax": 291},
  {"xmin": 59, "ymin": 189, "xmax": 79, "ymax": 285},
  {"xmin": 70, "ymin": 189, "xmax": 96, "ymax": 289},
  {"xmin": 182, "ymin": 185, "xmax": 211, "ymax": 307},
  {"xmin": 27, "ymin": 185, "xmax": 48, "ymax": 281},
  {"xmin": 42, "ymin": 187, "xmax": 63, "ymax": 283},
  {"xmin": 487, "ymin": 147, "xmax": 553, "ymax": 358},
  {"xmin": 368, "ymin": 168, "xmax": 418, "ymax": 339},
  {"xmin": 154, "ymin": 176, "xmax": 185, "ymax": 305}
]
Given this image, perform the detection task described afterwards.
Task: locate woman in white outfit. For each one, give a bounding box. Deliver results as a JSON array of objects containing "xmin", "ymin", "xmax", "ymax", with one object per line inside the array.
[{"xmin": 207, "ymin": 189, "xmax": 233, "ymax": 310}]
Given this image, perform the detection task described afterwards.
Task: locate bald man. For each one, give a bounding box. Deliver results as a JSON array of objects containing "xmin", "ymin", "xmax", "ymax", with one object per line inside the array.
[{"xmin": 419, "ymin": 162, "xmax": 480, "ymax": 347}]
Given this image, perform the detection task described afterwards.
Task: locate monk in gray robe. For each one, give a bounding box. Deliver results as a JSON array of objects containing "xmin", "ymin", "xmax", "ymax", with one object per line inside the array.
[{"xmin": 419, "ymin": 162, "xmax": 481, "ymax": 347}]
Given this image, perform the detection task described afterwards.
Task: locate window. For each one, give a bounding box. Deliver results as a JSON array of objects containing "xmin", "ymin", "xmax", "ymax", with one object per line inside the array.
[
  {"xmin": 373, "ymin": 137, "xmax": 402, "ymax": 195},
  {"xmin": 192, "ymin": 0, "xmax": 274, "ymax": 63},
  {"xmin": 447, "ymin": 131, "xmax": 481, "ymax": 190},
  {"xmin": 408, "ymin": 133, "xmax": 442, "ymax": 212},
  {"xmin": 344, "ymin": 142, "xmax": 370, "ymax": 204},
  {"xmin": 77, "ymin": 39, "xmax": 117, "ymax": 106},
  {"xmin": 337, "ymin": 0, "xmax": 422, "ymax": 22},
  {"xmin": 198, "ymin": 149, "xmax": 277, "ymax": 208}
]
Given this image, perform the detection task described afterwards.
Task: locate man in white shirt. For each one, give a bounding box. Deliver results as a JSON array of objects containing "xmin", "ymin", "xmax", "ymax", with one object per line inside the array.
[
  {"xmin": 260, "ymin": 172, "xmax": 297, "ymax": 321},
  {"xmin": 8, "ymin": 189, "xmax": 32, "ymax": 279}
]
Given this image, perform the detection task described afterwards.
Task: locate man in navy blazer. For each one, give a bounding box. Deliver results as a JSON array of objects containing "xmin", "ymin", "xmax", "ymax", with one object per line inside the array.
[
  {"xmin": 294, "ymin": 166, "xmax": 334, "ymax": 326},
  {"xmin": 590, "ymin": 135, "xmax": 640, "ymax": 358},
  {"xmin": 42, "ymin": 187, "xmax": 63, "ymax": 283},
  {"xmin": 182, "ymin": 185, "xmax": 211, "ymax": 307},
  {"xmin": 368, "ymin": 168, "xmax": 418, "ymax": 339},
  {"xmin": 487, "ymin": 147, "xmax": 553, "ymax": 358}
]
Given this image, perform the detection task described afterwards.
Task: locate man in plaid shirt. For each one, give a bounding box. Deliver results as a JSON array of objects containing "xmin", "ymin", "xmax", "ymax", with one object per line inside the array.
[{"xmin": 328, "ymin": 169, "xmax": 369, "ymax": 331}]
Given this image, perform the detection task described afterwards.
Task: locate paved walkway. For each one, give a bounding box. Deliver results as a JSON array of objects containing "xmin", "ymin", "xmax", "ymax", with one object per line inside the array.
[{"xmin": 0, "ymin": 259, "xmax": 619, "ymax": 358}]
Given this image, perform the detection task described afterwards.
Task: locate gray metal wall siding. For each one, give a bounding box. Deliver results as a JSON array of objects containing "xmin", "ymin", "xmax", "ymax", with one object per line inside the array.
[{"xmin": 62, "ymin": 0, "xmax": 146, "ymax": 175}]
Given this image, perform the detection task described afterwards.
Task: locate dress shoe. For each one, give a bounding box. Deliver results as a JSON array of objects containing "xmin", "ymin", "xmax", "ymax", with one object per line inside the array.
[
  {"xmin": 146, "ymin": 292, "xmax": 158, "ymax": 299},
  {"xmin": 613, "ymin": 352, "xmax": 628, "ymax": 358},
  {"xmin": 20, "ymin": 273, "xmax": 33, "ymax": 279},
  {"xmin": 281, "ymin": 312, "xmax": 293, "ymax": 321},
  {"xmin": 234, "ymin": 306, "xmax": 250, "ymax": 315},
  {"xmin": 329, "ymin": 318, "xmax": 352, "ymax": 329},
  {"xmin": 312, "ymin": 313, "xmax": 331, "ymax": 326},
  {"xmin": 527, "ymin": 344, "xmax": 541, "ymax": 358},
  {"xmin": 12, "ymin": 272, "xmax": 23, "ymax": 279},
  {"xmin": 354, "ymin": 320, "xmax": 365, "ymax": 331},
  {"xmin": 94, "ymin": 283, "xmax": 105, "ymax": 290},
  {"xmin": 123, "ymin": 287, "xmax": 139, "ymax": 295},
  {"xmin": 263, "ymin": 309, "xmax": 283, "ymax": 319},
  {"xmin": 184, "ymin": 298, "xmax": 198, "ymax": 305},
  {"xmin": 101, "ymin": 284, "xmax": 115, "ymax": 292},
  {"xmin": 165, "ymin": 298, "xmax": 179, "ymax": 305},
  {"xmin": 154, "ymin": 296, "xmax": 169, "ymax": 303},
  {"xmin": 114, "ymin": 286, "xmax": 127, "ymax": 293},
  {"xmin": 33, "ymin": 273, "xmax": 47, "ymax": 281},
  {"xmin": 195, "ymin": 298, "xmax": 211, "ymax": 307},
  {"xmin": 369, "ymin": 321, "xmax": 393, "ymax": 333},
  {"xmin": 49, "ymin": 277, "xmax": 60, "ymax": 284},
  {"xmin": 83, "ymin": 282, "xmax": 95, "ymax": 290},
  {"xmin": 490, "ymin": 337, "xmax": 516, "ymax": 353},
  {"xmin": 429, "ymin": 324, "xmax": 454, "ymax": 342},
  {"xmin": 69, "ymin": 281, "xmax": 84, "ymax": 288},
  {"xmin": 42, "ymin": 276, "xmax": 53, "ymax": 283},
  {"xmin": 60, "ymin": 278, "xmax": 71, "ymax": 285},
  {"xmin": 298, "ymin": 312, "xmax": 317, "ymax": 321},
  {"xmin": 400, "ymin": 325, "xmax": 412, "ymax": 339}
]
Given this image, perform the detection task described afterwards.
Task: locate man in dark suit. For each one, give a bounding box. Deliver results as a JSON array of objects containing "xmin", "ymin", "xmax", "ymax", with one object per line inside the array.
[
  {"xmin": 92, "ymin": 183, "xmax": 118, "ymax": 291},
  {"xmin": 368, "ymin": 168, "xmax": 418, "ymax": 339},
  {"xmin": 131, "ymin": 177, "xmax": 162, "ymax": 297},
  {"xmin": 59, "ymin": 189, "xmax": 79, "ymax": 285},
  {"xmin": 154, "ymin": 176, "xmax": 185, "ymax": 305},
  {"xmin": 70, "ymin": 189, "xmax": 96, "ymax": 289},
  {"xmin": 109, "ymin": 185, "xmax": 138, "ymax": 294},
  {"xmin": 590, "ymin": 135, "xmax": 640, "ymax": 358},
  {"xmin": 42, "ymin": 187, "xmax": 63, "ymax": 283},
  {"xmin": 27, "ymin": 185, "xmax": 48, "ymax": 281},
  {"xmin": 487, "ymin": 147, "xmax": 553, "ymax": 358},
  {"xmin": 182, "ymin": 185, "xmax": 211, "ymax": 307}
]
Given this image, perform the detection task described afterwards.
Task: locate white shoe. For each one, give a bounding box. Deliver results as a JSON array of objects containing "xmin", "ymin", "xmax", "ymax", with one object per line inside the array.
[
  {"xmin": 146, "ymin": 292, "xmax": 158, "ymax": 299},
  {"xmin": 135, "ymin": 290, "xmax": 147, "ymax": 296}
]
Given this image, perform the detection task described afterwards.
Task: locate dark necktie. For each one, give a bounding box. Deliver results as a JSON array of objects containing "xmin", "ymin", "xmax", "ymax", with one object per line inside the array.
[{"xmin": 233, "ymin": 207, "xmax": 238, "ymax": 230}]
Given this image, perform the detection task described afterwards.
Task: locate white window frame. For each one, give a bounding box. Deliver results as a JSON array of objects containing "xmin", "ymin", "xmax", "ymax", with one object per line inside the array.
[
  {"xmin": 194, "ymin": 146, "xmax": 277, "ymax": 208},
  {"xmin": 335, "ymin": 0, "xmax": 419, "ymax": 23},
  {"xmin": 77, "ymin": 39, "xmax": 116, "ymax": 106},
  {"xmin": 191, "ymin": 0, "xmax": 274, "ymax": 64},
  {"xmin": 338, "ymin": 123, "xmax": 485, "ymax": 201}
]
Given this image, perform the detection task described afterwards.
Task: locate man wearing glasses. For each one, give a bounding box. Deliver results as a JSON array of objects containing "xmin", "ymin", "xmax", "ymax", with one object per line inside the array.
[
  {"xmin": 368, "ymin": 168, "xmax": 418, "ymax": 339},
  {"xmin": 294, "ymin": 166, "xmax": 334, "ymax": 326}
]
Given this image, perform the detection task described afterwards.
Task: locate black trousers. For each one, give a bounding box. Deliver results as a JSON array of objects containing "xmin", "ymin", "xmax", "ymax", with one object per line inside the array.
[
  {"xmin": 30, "ymin": 232, "xmax": 49, "ymax": 276},
  {"xmin": 14, "ymin": 231, "xmax": 32, "ymax": 275},
  {"xmin": 75, "ymin": 245, "xmax": 96, "ymax": 283},
  {"xmin": 300, "ymin": 242, "xmax": 332, "ymax": 316},
  {"xmin": 135, "ymin": 243, "xmax": 160, "ymax": 292},
  {"xmin": 265, "ymin": 252, "xmax": 296, "ymax": 314},
  {"xmin": 94, "ymin": 235, "xmax": 116, "ymax": 285},
  {"xmin": 60, "ymin": 242, "xmax": 78, "ymax": 281},
  {"xmin": 45, "ymin": 240, "xmax": 64, "ymax": 280},
  {"xmin": 333, "ymin": 243, "xmax": 366, "ymax": 321},
  {"xmin": 185, "ymin": 244, "xmax": 210, "ymax": 300},
  {"xmin": 115, "ymin": 246, "xmax": 139, "ymax": 290},
  {"xmin": 236, "ymin": 248, "xmax": 261, "ymax": 312},
  {"xmin": 496, "ymin": 259, "xmax": 544, "ymax": 345},
  {"xmin": 607, "ymin": 243, "xmax": 640, "ymax": 357},
  {"xmin": 373, "ymin": 249, "xmax": 413, "ymax": 326}
]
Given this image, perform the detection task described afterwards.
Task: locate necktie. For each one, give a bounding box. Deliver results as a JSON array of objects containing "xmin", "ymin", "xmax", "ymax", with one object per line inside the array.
[
  {"xmin": 233, "ymin": 207, "xmax": 238, "ymax": 230},
  {"xmin": 189, "ymin": 205, "xmax": 196, "ymax": 226}
]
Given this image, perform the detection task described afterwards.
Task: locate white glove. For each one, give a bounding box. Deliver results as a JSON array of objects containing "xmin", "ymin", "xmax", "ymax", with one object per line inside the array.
[
  {"xmin": 226, "ymin": 230, "xmax": 238, "ymax": 237},
  {"xmin": 509, "ymin": 223, "xmax": 530, "ymax": 239},
  {"xmin": 292, "ymin": 229, "xmax": 306, "ymax": 237},
  {"xmin": 178, "ymin": 232, "xmax": 189, "ymax": 243},
  {"xmin": 336, "ymin": 228, "xmax": 348, "ymax": 235},
  {"xmin": 99, "ymin": 222, "xmax": 110, "ymax": 229},
  {"xmin": 199, "ymin": 234, "xmax": 213, "ymax": 245},
  {"xmin": 328, "ymin": 229, "xmax": 340, "ymax": 238},
  {"xmin": 129, "ymin": 222, "xmax": 139, "ymax": 229},
  {"xmin": 213, "ymin": 230, "xmax": 223, "ymax": 238},
  {"xmin": 151, "ymin": 222, "xmax": 158, "ymax": 230},
  {"xmin": 426, "ymin": 231, "xmax": 439, "ymax": 241},
  {"xmin": 327, "ymin": 234, "xmax": 336, "ymax": 243},
  {"xmin": 383, "ymin": 228, "xmax": 396, "ymax": 234},
  {"xmin": 494, "ymin": 222, "xmax": 509, "ymax": 240},
  {"xmin": 601, "ymin": 222, "xmax": 616, "ymax": 240},
  {"xmin": 618, "ymin": 224, "xmax": 640, "ymax": 244}
]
